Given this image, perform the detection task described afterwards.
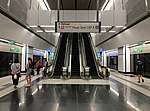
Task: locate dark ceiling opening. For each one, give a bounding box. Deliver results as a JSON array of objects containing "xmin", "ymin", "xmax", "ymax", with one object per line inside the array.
[{"xmin": 47, "ymin": 0, "xmax": 106, "ymax": 10}]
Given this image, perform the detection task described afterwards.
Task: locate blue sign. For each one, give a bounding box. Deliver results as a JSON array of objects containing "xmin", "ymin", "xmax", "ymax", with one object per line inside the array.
[
  {"xmin": 96, "ymin": 52, "xmax": 101, "ymax": 57},
  {"xmin": 50, "ymin": 52, "xmax": 54, "ymax": 57},
  {"xmin": 46, "ymin": 48, "xmax": 51, "ymax": 52},
  {"xmin": 100, "ymin": 48, "xmax": 104, "ymax": 52}
]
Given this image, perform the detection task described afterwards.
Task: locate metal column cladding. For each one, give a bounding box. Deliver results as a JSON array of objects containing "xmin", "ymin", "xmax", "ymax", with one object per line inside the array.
[{"xmin": 57, "ymin": 0, "xmax": 60, "ymax": 22}]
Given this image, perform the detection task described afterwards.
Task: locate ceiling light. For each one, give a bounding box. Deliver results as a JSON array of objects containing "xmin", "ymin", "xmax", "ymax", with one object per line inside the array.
[
  {"xmin": 45, "ymin": 30, "xmax": 55, "ymax": 32},
  {"xmin": 36, "ymin": 30, "xmax": 44, "ymax": 32},
  {"xmin": 104, "ymin": 0, "xmax": 113, "ymax": 10},
  {"xmin": 30, "ymin": 25, "xmax": 37, "ymax": 27},
  {"xmin": 101, "ymin": 31, "xmax": 106, "ymax": 33},
  {"xmin": 39, "ymin": 0, "xmax": 47, "ymax": 10},
  {"xmin": 15, "ymin": 43, "xmax": 23, "ymax": 46},
  {"xmin": 44, "ymin": 0, "xmax": 51, "ymax": 11},
  {"xmin": 109, "ymin": 31, "xmax": 116, "ymax": 32},
  {"xmin": 115, "ymin": 26, "xmax": 124, "ymax": 28},
  {"xmin": 0, "ymin": 38, "xmax": 9, "ymax": 43},
  {"xmin": 40, "ymin": 25, "xmax": 55, "ymax": 27},
  {"xmin": 40, "ymin": 25, "xmax": 50, "ymax": 27},
  {"xmin": 101, "ymin": 0, "xmax": 109, "ymax": 11}
]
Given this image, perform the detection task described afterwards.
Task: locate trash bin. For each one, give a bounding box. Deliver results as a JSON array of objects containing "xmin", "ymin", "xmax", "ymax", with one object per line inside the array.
[{"xmin": 102, "ymin": 67, "xmax": 110, "ymax": 78}]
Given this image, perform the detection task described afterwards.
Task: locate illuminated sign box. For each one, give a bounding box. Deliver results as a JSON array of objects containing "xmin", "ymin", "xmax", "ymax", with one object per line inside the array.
[
  {"xmin": 56, "ymin": 22, "xmax": 101, "ymax": 33},
  {"xmin": 10, "ymin": 47, "xmax": 19, "ymax": 52}
]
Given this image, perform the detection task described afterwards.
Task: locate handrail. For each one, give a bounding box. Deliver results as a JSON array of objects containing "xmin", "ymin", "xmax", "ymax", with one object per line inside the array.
[
  {"xmin": 88, "ymin": 33, "xmax": 103, "ymax": 78},
  {"xmin": 68, "ymin": 33, "xmax": 73, "ymax": 78},
  {"xmin": 49, "ymin": 34, "xmax": 62, "ymax": 77},
  {"xmin": 78, "ymin": 33, "xmax": 84, "ymax": 79},
  {"xmin": 62, "ymin": 33, "xmax": 72, "ymax": 78},
  {"xmin": 64, "ymin": 34, "xmax": 70, "ymax": 67},
  {"xmin": 81, "ymin": 34, "xmax": 87, "ymax": 67}
]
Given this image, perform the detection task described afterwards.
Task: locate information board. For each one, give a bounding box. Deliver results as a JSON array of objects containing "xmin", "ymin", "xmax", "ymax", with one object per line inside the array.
[{"xmin": 56, "ymin": 22, "xmax": 101, "ymax": 33}]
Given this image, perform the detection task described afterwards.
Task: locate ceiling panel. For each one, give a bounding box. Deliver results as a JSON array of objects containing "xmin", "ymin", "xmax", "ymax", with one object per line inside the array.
[
  {"xmin": 89, "ymin": 0, "xmax": 106, "ymax": 10},
  {"xmin": 62, "ymin": 0, "xmax": 75, "ymax": 10},
  {"xmin": 77, "ymin": 0, "xmax": 90, "ymax": 10},
  {"xmin": 47, "ymin": 0, "xmax": 106, "ymax": 10}
]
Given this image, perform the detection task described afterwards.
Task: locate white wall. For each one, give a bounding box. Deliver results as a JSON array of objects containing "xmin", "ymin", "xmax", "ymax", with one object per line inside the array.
[
  {"xmin": 0, "ymin": 13, "xmax": 55, "ymax": 50},
  {"xmin": 97, "ymin": 17, "xmax": 150, "ymax": 51}
]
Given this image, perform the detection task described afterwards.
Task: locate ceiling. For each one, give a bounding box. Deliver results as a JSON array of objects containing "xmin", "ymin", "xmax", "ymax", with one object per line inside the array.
[{"xmin": 47, "ymin": 0, "xmax": 106, "ymax": 10}]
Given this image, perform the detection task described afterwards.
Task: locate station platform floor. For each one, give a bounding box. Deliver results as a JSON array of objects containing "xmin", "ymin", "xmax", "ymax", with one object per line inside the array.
[{"xmin": 0, "ymin": 71, "xmax": 150, "ymax": 111}]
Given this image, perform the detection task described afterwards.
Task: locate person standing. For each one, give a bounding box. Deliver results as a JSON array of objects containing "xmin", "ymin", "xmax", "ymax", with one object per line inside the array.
[
  {"xmin": 26, "ymin": 57, "xmax": 33, "ymax": 86},
  {"xmin": 11, "ymin": 59, "xmax": 20, "ymax": 88},
  {"xmin": 36, "ymin": 60, "xmax": 40, "ymax": 75},
  {"xmin": 136, "ymin": 58, "xmax": 144, "ymax": 83},
  {"xmin": 43, "ymin": 58, "xmax": 48, "ymax": 77}
]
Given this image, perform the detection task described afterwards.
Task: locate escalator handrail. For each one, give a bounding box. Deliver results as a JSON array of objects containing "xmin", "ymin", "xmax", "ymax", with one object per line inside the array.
[
  {"xmin": 81, "ymin": 34, "xmax": 87, "ymax": 67},
  {"xmin": 50, "ymin": 34, "xmax": 63, "ymax": 77},
  {"xmin": 88, "ymin": 33, "xmax": 103, "ymax": 78},
  {"xmin": 68, "ymin": 34, "xmax": 73, "ymax": 78},
  {"xmin": 64, "ymin": 34, "xmax": 70, "ymax": 67},
  {"xmin": 78, "ymin": 33, "xmax": 84, "ymax": 79}
]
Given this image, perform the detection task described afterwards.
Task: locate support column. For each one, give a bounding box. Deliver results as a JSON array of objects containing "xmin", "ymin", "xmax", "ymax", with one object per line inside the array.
[
  {"xmin": 57, "ymin": 0, "xmax": 60, "ymax": 22},
  {"xmin": 27, "ymin": 46, "xmax": 33, "ymax": 61},
  {"xmin": 102, "ymin": 51, "xmax": 107, "ymax": 67},
  {"xmin": 118, "ymin": 45, "xmax": 130, "ymax": 73},
  {"xmin": 21, "ymin": 44, "xmax": 27, "ymax": 72}
]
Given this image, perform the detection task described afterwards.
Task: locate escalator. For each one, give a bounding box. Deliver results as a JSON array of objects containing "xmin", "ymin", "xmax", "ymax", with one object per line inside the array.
[
  {"xmin": 82, "ymin": 33, "xmax": 99, "ymax": 79},
  {"xmin": 71, "ymin": 33, "xmax": 80, "ymax": 78},
  {"xmin": 53, "ymin": 33, "xmax": 68, "ymax": 78}
]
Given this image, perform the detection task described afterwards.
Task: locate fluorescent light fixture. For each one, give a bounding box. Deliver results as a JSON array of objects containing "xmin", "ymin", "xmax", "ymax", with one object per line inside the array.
[
  {"xmin": 0, "ymin": 38, "xmax": 9, "ymax": 43},
  {"xmin": 30, "ymin": 25, "xmax": 37, "ymax": 27},
  {"xmin": 40, "ymin": 25, "xmax": 50, "ymax": 27},
  {"xmin": 101, "ymin": 31, "xmax": 107, "ymax": 33},
  {"xmin": 144, "ymin": 40, "xmax": 150, "ymax": 44},
  {"xmin": 15, "ymin": 43, "xmax": 23, "ymax": 46},
  {"xmin": 104, "ymin": 0, "xmax": 113, "ymax": 10},
  {"xmin": 127, "ymin": 101, "xmax": 140, "ymax": 111},
  {"xmin": 49, "ymin": 25, "xmax": 55, "ymax": 27},
  {"xmin": 44, "ymin": 0, "xmax": 51, "ymax": 11},
  {"xmin": 110, "ymin": 87, "xmax": 119, "ymax": 96},
  {"xmin": 101, "ymin": 0, "xmax": 109, "ymax": 11},
  {"xmin": 115, "ymin": 26, "xmax": 124, "ymax": 28},
  {"xmin": 128, "ymin": 44, "xmax": 138, "ymax": 48},
  {"xmin": 109, "ymin": 31, "xmax": 116, "ymax": 33},
  {"xmin": 45, "ymin": 30, "xmax": 55, "ymax": 32},
  {"xmin": 36, "ymin": 30, "xmax": 44, "ymax": 32},
  {"xmin": 101, "ymin": 26, "xmax": 112, "ymax": 28},
  {"xmin": 39, "ymin": 0, "xmax": 47, "ymax": 10}
]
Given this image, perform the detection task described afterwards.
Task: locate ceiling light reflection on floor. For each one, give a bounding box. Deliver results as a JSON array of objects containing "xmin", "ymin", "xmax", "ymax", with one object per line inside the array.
[{"xmin": 110, "ymin": 87, "xmax": 119, "ymax": 96}]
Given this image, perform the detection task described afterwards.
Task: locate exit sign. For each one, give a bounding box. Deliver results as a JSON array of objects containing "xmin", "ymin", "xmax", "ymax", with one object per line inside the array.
[{"xmin": 134, "ymin": 48, "xmax": 143, "ymax": 53}]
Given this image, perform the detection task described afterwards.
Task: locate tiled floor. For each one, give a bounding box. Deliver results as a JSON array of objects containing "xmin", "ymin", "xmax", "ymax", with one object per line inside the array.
[{"xmin": 0, "ymin": 72, "xmax": 150, "ymax": 111}]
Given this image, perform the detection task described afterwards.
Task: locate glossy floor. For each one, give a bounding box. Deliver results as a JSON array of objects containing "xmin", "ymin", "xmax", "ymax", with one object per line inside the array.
[{"xmin": 0, "ymin": 73, "xmax": 150, "ymax": 111}]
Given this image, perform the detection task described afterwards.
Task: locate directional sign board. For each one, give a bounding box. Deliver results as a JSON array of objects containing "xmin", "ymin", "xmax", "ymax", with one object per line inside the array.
[{"xmin": 56, "ymin": 22, "xmax": 101, "ymax": 33}]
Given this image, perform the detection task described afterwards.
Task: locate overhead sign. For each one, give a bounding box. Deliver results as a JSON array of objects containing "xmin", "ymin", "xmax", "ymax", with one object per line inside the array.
[
  {"xmin": 134, "ymin": 48, "xmax": 143, "ymax": 53},
  {"xmin": 8, "ymin": 41, "xmax": 15, "ymax": 45},
  {"xmin": 137, "ymin": 41, "xmax": 144, "ymax": 45},
  {"xmin": 10, "ymin": 47, "xmax": 19, "ymax": 52},
  {"xmin": 56, "ymin": 22, "xmax": 101, "ymax": 33}
]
